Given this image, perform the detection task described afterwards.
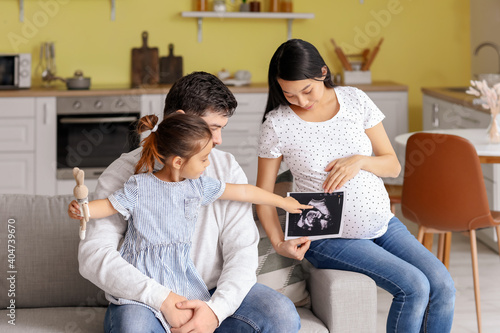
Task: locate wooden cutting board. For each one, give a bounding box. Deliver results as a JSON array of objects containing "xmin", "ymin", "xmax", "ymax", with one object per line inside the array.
[
  {"xmin": 131, "ymin": 31, "xmax": 159, "ymax": 88},
  {"xmin": 159, "ymin": 44, "xmax": 183, "ymax": 84}
]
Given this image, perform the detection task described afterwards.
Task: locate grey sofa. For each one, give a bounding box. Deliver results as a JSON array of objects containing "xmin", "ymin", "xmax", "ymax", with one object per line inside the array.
[{"xmin": 0, "ymin": 193, "xmax": 377, "ymax": 332}]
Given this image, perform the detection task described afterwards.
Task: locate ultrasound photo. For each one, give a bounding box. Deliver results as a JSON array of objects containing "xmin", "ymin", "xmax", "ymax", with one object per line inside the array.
[{"xmin": 285, "ymin": 191, "xmax": 345, "ymax": 240}]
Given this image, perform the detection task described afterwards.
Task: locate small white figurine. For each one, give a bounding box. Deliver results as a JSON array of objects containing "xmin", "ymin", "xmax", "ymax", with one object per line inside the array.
[{"xmin": 72, "ymin": 167, "xmax": 90, "ymax": 240}]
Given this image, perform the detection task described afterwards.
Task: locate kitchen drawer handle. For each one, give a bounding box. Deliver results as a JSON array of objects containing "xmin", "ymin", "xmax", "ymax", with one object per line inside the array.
[
  {"xmin": 59, "ymin": 116, "xmax": 137, "ymax": 124},
  {"xmin": 43, "ymin": 103, "xmax": 47, "ymax": 125},
  {"xmin": 461, "ymin": 116, "xmax": 480, "ymax": 124},
  {"xmin": 432, "ymin": 103, "xmax": 439, "ymax": 127}
]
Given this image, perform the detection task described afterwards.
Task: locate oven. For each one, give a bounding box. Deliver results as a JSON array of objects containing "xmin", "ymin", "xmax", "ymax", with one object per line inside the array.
[{"xmin": 56, "ymin": 95, "xmax": 141, "ymax": 179}]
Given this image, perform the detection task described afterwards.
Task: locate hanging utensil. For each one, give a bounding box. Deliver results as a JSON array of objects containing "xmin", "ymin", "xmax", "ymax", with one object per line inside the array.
[
  {"xmin": 362, "ymin": 38, "xmax": 384, "ymax": 71},
  {"xmin": 35, "ymin": 43, "xmax": 44, "ymax": 78},
  {"xmin": 111, "ymin": 0, "xmax": 116, "ymax": 21},
  {"xmin": 49, "ymin": 42, "xmax": 57, "ymax": 74},
  {"xmin": 330, "ymin": 38, "xmax": 353, "ymax": 71}
]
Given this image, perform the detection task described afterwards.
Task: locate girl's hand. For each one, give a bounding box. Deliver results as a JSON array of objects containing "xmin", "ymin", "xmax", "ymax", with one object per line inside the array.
[
  {"xmin": 161, "ymin": 292, "xmax": 193, "ymax": 328},
  {"xmin": 323, "ymin": 155, "xmax": 363, "ymax": 193},
  {"xmin": 68, "ymin": 200, "xmax": 82, "ymax": 220},
  {"xmin": 275, "ymin": 237, "xmax": 311, "ymax": 260},
  {"xmin": 282, "ymin": 197, "xmax": 313, "ymax": 214}
]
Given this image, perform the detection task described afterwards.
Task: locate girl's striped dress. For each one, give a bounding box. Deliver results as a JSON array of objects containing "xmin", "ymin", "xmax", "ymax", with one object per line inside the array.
[{"xmin": 107, "ymin": 172, "xmax": 225, "ymax": 332}]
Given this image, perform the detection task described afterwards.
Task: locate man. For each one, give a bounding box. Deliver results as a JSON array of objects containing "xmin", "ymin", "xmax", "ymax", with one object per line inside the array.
[{"xmin": 78, "ymin": 72, "xmax": 300, "ymax": 333}]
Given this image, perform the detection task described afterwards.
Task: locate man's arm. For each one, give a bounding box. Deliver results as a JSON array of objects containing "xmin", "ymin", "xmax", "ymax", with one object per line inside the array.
[
  {"xmin": 202, "ymin": 149, "xmax": 260, "ymax": 323},
  {"xmin": 77, "ymin": 149, "xmax": 171, "ymax": 311}
]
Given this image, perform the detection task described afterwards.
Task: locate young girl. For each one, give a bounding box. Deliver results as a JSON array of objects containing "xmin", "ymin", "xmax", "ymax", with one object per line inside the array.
[
  {"xmin": 256, "ymin": 39, "xmax": 456, "ymax": 333},
  {"xmin": 68, "ymin": 113, "xmax": 310, "ymax": 332}
]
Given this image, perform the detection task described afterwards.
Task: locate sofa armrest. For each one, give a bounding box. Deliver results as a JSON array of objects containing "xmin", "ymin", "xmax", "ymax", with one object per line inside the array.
[{"xmin": 304, "ymin": 261, "xmax": 377, "ymax": 333}]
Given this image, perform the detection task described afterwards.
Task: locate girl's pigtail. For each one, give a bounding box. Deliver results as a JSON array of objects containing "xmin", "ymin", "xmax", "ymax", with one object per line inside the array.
[{"xmin": 135, "ymin": 115, "xmax": 164, "ymax": 174}]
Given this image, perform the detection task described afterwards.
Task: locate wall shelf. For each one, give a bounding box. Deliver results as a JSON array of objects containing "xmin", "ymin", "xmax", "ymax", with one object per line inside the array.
[{"xmin": 181, "ymin": 11, "xmax": 315, "ymax": 42}]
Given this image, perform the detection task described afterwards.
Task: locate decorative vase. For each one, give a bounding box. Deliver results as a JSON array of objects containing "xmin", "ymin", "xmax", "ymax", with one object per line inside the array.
[
  {"xmin": 213, "ymin": 0, "xmax": 226, "ymax": 12},
  {"xmin": 240, "ymin": 2, "xmax": 250, "ymax": 11},
  {"xmin": 488, "ymin": 113, "xmax": 500, "ymax": 144}
]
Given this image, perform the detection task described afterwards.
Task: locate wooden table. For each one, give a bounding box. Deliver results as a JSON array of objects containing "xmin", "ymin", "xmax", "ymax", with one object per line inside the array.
[{"xmin": 395, "ymin": 128, "xmax": 500, "ymax": 268}]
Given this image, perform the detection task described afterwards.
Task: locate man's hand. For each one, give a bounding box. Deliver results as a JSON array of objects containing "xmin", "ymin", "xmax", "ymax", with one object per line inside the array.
[
  {"xmin": 170, "ymin": 300, "xmax": 219, "ymax": 333},
  {"xmin": 160, "ymin": 292, "xmax": 193, "ymax": 329}
]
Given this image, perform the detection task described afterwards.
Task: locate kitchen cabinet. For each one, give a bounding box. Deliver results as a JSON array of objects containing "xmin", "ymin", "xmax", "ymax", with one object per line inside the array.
[
  {"xmin": 0, "ymin": 97, "xmax": 36, "ymax": 194},
  {"xmin": 367, "ymin": 91, "xmax": 408, "ymax": 185},
  {"xmin": 35, "ymin": 97, "xmax": 57, "ymax": 195},
  {"xmin": 423, "ymin": 93, "xmax": 499, "ymax": 253},
  {"xmin": 423, "ymin": 95, "xmax": 490, "ymax": 130},
  {"xmin": 140, "ymin": 94, "xmax": 165, "ymax": 119},
  {"xmin": 367, "ymin": 91, "xmax": 408, "ymax": 148},
  {"xmin": 218, "ymin": 93, "xmax": 267, "ymax": 185},
  {"xmin": 140, "ymin": 94, "xmax": 165, "ymax": 141},
  {"xmin": 0, "ymin": 84, "xmax": 407, "ymax": 195},
  {"xmin": 0, "ymin": 97, "xmax": 58, "ymax": 195}
]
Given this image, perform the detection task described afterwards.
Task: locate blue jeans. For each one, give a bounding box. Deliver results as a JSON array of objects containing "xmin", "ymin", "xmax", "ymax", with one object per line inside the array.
[
  {"xmin": 104, "ymin": 283, "xmax": 300, "ymax": 333},
  {"xmin": 305, "ymin": 217, "xmax": 455, "ymax": 333}
]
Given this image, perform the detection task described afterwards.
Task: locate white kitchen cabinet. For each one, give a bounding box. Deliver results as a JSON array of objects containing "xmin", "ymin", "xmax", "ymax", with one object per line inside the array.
[
  {"xmin": 0, "ymin": 118, "xmax": 35, "ymax": 151},
  {"xmin": 0, "ymin": 97, "xmax": 36, "ymax": 194},
  {"xmin": 0, "ymin": 97, "xmax": 58, "ymax": 195},
  {"xmin": 423, "ymin": 95, "xmax": 490, "ymax": 130},
  {"xmin": 140, "ymin": 94, "xmax": 166, "ymax": 142},
  {"xmin": 423, "ymin": 93, "xmax": 499, "ymax": 252},
  {"xmin": 218, "ymin": 93, "xmax": 267, "ymax": 185},
  {"xmin": 140, "ymin": 94, "xmax": 165, "ymax": 119},
  {"xmin": 366, "ymin": 91, "xmax": 409, "ymax": 148},
  {"xmin": 35, "ymin": 97, "xmax": 57, "ymax": 195},
  {"xmin": 0, "ymin": 153, "xmax": 35, "ymax": 194},
  {"xmin": 367, "ymin": 91, "xmax": 409, "ymax": 185}
]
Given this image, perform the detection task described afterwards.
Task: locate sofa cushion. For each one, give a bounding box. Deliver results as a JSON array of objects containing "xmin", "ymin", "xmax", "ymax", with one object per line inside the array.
[
  {"xmin": 254, "ymin": 171, "xmax": 310, "ymax": 307},
  {"xmin": 0, "ymin": 194, "xmax": 108, "ymax": 309},
  {"xmin": 0, "ymin": 307, "xmax": 106, "ymax": 333}
]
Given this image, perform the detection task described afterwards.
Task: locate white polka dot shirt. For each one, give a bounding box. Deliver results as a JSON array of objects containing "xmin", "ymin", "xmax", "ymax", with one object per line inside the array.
[{"xmin": 258, "ymin": 86, "xmax": 394, "ymax": 239}]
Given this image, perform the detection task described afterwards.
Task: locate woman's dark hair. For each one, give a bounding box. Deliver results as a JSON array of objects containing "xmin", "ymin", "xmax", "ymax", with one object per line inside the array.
[
  {"xmin": 163, "ymin": 71, "xmax": 237, "ymax": 118},
  {"xmin": 263, "ymin": 39, "xmax": 335, "ymax": 122},
  {"xmin": 135, "ymin": 113, "xmax": 212, "ymax": 174}
]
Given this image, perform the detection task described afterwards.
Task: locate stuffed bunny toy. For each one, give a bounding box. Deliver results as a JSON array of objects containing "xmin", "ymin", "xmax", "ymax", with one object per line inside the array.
[{"xmin": 72, "ymin": 167, "xmax": 90, "ymax": 240}]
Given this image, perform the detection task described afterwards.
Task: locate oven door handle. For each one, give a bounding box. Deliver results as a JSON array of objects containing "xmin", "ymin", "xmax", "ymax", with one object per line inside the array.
[{"xmin": 59, "ymin": 116, "xmax": 138, "ymax": 124}]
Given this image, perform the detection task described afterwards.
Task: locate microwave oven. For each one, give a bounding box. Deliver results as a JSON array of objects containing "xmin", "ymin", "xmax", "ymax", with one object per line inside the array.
[{"xmin": 0, "ymin": 53, "xmax": 31, "ymax": 89}]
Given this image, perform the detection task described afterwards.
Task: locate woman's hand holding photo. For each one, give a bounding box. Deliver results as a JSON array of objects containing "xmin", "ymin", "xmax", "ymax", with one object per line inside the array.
[{"xmin": 274, "ymin": 237, "xmax": 311, "ymax": 261}]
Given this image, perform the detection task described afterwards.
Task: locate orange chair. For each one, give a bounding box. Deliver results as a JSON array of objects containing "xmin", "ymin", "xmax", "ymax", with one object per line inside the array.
[
  {"xmin": 401, "ymin": 133, "xmax": 500, "ymax": 333},
  {"xmin": 384, "ymin": 183, "xmax": 402, "ymax": 214}
]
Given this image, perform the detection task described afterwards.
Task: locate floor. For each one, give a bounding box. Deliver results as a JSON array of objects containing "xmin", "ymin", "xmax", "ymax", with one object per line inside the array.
[{"xmin": 376, "ymin": 207, "xmax": 500, "ymax": 333}]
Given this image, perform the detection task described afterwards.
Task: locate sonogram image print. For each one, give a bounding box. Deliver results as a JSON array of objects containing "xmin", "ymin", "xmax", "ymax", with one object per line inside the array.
[{"xmin": 285, "ymin": 191, "xmax": 344, "ymax": 240}]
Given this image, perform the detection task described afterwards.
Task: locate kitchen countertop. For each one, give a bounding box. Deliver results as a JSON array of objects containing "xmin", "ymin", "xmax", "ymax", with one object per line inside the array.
[
  {"xmin": 0, "ymin": 81, "xmax": 407, "ymax": 98},
  {"xmin": 422, "ymin": 86, "xmax": 487, "ymax": 114}
]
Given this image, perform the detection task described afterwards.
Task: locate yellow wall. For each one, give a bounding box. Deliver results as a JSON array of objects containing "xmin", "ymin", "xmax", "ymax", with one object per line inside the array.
[{"xmin": 1, "ymin": 0, "xmax": 470, "ymax": 131}]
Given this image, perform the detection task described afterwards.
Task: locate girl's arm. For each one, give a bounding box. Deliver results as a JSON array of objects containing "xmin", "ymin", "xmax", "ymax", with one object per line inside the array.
[
  {"xmin": 68, "ymin": 199, "xmax": 118, "ymax": 220},
  {"xmin": 219, "ymin": 181, "xmax": 312, "ymax": 214},
  {"xmin": 323, "ymin": 122, "xmax": 401, "ymax": 192},
  {"xmin": 254, "ymin": 157, "xmax": 311, "ymax": 260}
]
